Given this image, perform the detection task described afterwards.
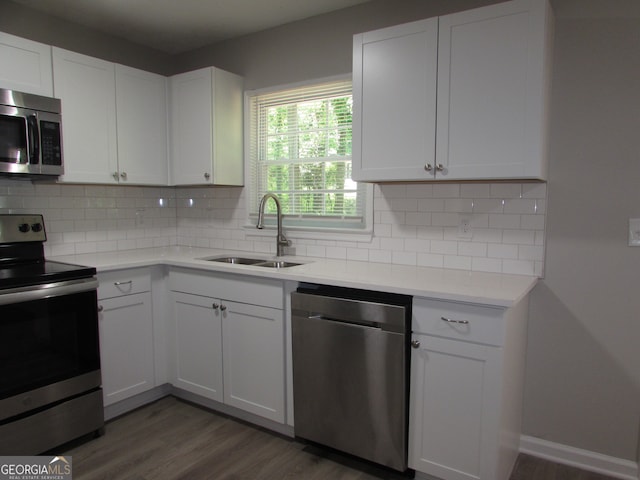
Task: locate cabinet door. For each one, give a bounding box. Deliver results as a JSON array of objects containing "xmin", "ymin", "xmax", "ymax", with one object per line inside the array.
[
  {"xmin": 352, "ymin": 18, "xmax": 438, "ymax": 182},
  {"xmin": 53, "ymin": 47, "xmax": 118, "ymax": 183},
  {"xmin": 0, "ymin": 32, "xmax": 53, "ymax": 96},
  {"xmin": 115, "ymin": 65, "xmax": 168, "ymax": 185},
  {"xmin": 222, "ymin": 301, "xmax": 285, "ymax": 423},
  {"xmin": 436, "ymin": 0, "xmax": 551, "ymax": 180},
  {"xmin": 169, "ymin": 68, "xmax": 214, "ymax": 185},
  {"xmin": 98, "ymin": 292, "xmax": 155, "ymax": 406},
  {"xmin": 211, "ymin": 68, "xmax": 244, "ymax": 186},
  {"xmin": 170, "ymin": 292, "xmax": 223, "ymax": 402},
  {"xmin": 409, "ymin": 334, "xmax": 501, "ymax": 480}
]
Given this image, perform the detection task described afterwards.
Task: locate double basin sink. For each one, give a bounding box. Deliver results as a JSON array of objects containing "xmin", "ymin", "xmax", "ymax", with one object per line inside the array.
[{"xmin": 200, "ymin": 255, "xmax": 303, "ymax": 269}]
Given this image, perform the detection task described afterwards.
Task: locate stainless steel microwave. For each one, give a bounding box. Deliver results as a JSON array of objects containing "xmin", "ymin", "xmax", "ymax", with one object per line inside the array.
[{"xmin": 0, "ymin": 88, "xmax": 63, "ymax": 176}]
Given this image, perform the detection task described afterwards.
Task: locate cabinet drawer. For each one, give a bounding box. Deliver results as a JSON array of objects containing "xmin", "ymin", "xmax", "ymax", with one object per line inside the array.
[
  {"xmin": 412, "ymin": 298, "xmax": 505, "ymax": 346},
  {"xmin": 98, "ymin": 269, "xmax": 151, "ymax": 299},
  {"xmin": 168, "ymin": 268, "xmax": 283, "ymax": 309}
]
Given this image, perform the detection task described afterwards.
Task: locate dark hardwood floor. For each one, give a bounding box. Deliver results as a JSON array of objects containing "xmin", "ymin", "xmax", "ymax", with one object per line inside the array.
[{"xmin": 65, "ymin": 397, "xmax": 619, "ymax": 480}]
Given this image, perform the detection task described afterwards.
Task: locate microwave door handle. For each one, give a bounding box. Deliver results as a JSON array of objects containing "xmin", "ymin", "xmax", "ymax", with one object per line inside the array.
[{"xmin": 27, "ymin": 114, "xmax": 40, "ymax": 164}]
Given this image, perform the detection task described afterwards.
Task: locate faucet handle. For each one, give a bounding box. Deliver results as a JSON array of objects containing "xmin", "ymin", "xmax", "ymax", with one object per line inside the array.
[{"xmin": 278, "ymin": 233, "xmax": 291, "ymax": 246}]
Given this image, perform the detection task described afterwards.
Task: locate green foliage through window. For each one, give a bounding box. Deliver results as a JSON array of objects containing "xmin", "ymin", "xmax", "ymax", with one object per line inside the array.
[{"xmin": 249, "ymin": 80, "xmax": 366, "ymax": 229}]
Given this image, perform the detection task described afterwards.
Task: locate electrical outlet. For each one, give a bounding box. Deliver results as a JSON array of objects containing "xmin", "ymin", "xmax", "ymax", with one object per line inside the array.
[
  {"xmin": 135, "ymin": 209, "xmax": 146, "ymax": 227},
  {"xmin": 629, "ymin": 218, "xmax": 640, "ymax": 246},
  {"xmin": 458, "ymin": 215, "xmax": 473, "ymax": 239}
]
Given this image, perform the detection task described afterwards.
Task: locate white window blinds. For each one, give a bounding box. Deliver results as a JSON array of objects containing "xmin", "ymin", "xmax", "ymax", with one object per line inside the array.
[{"xmin": 248, "ymin": 79, "xmax": 368, "ymax": 230}]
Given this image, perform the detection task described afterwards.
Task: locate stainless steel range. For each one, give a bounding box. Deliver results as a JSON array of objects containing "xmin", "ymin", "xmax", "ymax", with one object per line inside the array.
[{"xmin": 0, "ymin": 214, "xmax": 103, "ymax": 455}]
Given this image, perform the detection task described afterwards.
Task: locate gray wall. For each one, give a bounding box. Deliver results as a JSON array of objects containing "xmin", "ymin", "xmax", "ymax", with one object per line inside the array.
[
  {"xmin": 2, "ymin": 0, "xmax": 639, "ymax": 464},
  {"xmin": 0, "ymin": 1, "xmax": 172, "ymax": 74},
  {"xmin": 172, "ymin": 0, "xmax": 500, "ymax": 88},
  {"xmin": 523, "ymin": 18, "xmax": 640, "ymax": 461}
]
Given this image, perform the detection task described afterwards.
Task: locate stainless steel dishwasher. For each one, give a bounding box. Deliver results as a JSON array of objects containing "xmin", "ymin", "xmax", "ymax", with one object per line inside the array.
[{"xmin": 291, "ymin": 284, "xmax": 412, "ymax": 472}]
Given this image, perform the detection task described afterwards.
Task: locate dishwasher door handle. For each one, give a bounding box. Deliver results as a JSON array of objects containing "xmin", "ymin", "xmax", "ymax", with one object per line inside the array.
[
  {"xmin": 291, "ymin": 291, "xmax": 408, "ymax": 333},
  {"xmin": 307, "ymin": 314, "xmax": 381, "ymax": 330}
]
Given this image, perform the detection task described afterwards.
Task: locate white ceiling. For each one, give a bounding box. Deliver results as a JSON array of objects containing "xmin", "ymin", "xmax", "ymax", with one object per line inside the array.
[{"xmin": 9, "ymin": 0, "xmax": 372, "ymax": 54}]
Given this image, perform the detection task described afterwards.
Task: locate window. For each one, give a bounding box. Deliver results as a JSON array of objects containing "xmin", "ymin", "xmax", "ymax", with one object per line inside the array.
[{"xmin": 247, "ymin": 78, "xmax": 370, "ymax": 232}]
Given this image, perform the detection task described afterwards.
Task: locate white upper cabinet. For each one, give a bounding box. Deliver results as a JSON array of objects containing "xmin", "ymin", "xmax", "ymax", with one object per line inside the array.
[
  {"xmin": 53, "ymin": 48, "xmax": 169, "ymax": 184},
  {"xmin": 53, "ymin": 47, "xmax": 119, "ymax": 184},
  {"xmin": 437, "ymin": 0, "xmax": 553, "ymax": 180},
  {"xmin": 2, "ymin": 35, "xmax": 242, "ymax": 185},
  {"xmin": 169, "ymin": 67, "xmax": 244, "ymax": 186},
  {"xmin": 115, "ymin": 64, "xmax": 169, "ymax": 185},
  {"xmin": 352, "ymin": 18, "xmax": 438, "ymax": 182},
  {"xmin": 0, "ymin": 32, "xmax": 53, "ymax": 96},
  {"xmin": 352, "ymin": 0, "xmax": 553, "ymax": 182}
]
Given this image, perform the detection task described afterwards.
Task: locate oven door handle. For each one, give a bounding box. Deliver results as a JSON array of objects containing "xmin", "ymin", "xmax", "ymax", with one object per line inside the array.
[{"xmin": 0, "ymin": 277, "xmax": 98, "ymax": 306}]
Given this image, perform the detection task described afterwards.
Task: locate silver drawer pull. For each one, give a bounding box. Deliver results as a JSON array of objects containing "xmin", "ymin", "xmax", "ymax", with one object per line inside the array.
[
  {"xmin": 441, "ymin": 316, "xmax": 469, "ymax": 325},
  {"xmin": 114, "ymin": 281, "xmax": 133, "ymax": 286}
]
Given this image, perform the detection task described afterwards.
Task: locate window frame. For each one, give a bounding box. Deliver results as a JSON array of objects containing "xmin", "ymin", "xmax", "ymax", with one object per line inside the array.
[{"xmin": 243, "ymin": 75, "xmax": 373, "ymax": 240}]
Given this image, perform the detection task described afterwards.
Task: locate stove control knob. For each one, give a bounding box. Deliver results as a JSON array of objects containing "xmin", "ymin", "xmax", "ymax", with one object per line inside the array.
[
  {"xmin": 31, "ymin": 223, "xmax": 43, "ymax": 233},
  {"xmin": 18, "ymin": 223, "xmax": 30, "ymax": 233}
]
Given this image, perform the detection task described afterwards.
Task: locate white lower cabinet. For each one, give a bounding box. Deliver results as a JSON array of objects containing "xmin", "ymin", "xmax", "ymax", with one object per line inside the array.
[
  {"xmin": 409, "ymin": 297, "xmax": 528, "ymax": 480},
  {"xmin": 222, "ymin": 301, "xmax": 284, "ymax": 422},
  {"xmin": 171, "ymin": 291, "xmax": 223, "ymax": 401},
  {"xmin": 168, "ymin": 269, "xmax": 285, "ymax": 423},
  {"xmin": 97, "ymin": 269, "xmax": 155, "ymax": 407}
]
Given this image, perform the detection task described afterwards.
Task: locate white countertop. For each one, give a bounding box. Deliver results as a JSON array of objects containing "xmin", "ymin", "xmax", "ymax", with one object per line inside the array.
[{"xmin": 52, "ymin": 246, "xmax": 537, "ymax": 308}]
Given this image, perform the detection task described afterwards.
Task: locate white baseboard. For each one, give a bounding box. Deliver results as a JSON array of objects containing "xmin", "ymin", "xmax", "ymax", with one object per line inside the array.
[{"xmin": 520, "ymin": 435, "xmax": 638, "ymax": 480}]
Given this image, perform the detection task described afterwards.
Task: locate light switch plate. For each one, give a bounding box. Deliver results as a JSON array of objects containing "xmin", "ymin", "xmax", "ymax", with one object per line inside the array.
[{"xmin": 629, "ymin": 218, "xmax": 640, "ymax": 246}]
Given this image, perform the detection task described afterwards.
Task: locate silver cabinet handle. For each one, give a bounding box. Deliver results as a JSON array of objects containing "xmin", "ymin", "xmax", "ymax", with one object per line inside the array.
[
  {"xmin": 120, "ymin": 172, "xmax": 127, "ymax": 180},
  {"xmin": 424, "ymin": 164, "xmax": 433, "ymax": 172},
  {"xmin": 411, "ymin": 340, "xmax": 421, "ymax": 349},
  {"xmin": 212, "ymin": 303, "xmax": 219, "ymax": 310},
  {"xmin": 220, "ymin": 304, "xmax": 227, "ymax": 312},
  {"xmin": 98, "ymin": 305, "xmax": 104, "ymax": 312},
  {"xmin": 204, "ymin": 172, "xmax": 211, "ymax": 180},
  {"xmin": 436, "ymin": 164, "xmax": 444, "ymax": 172},
  {"xmin": 114, "ymin": 281, "xmax": 132, "ymax": 286},
  {"xmin": 441, "ymin": 316, "xmax": 469, "ymax": 325},
  {"xmin": 113, "ymin": 172, "xmax": 119, "ymax": 180}
]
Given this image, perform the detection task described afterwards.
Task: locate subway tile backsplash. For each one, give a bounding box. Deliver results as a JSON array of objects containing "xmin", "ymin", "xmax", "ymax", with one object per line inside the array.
[
  {"xmin": 0, "ymin": 178, "xmax": 546, "ymax": 276},
  {"xmin": 0, "ymin": 179, "xmax": 177, "ymax": 256}
]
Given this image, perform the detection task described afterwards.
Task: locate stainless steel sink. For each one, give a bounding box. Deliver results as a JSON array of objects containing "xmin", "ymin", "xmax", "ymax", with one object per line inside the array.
[
  {"xmin": 201, "ymin": 256, "xmax": 265, "ymax": 265},
  {"xmin": 199, "ymin": 255, "xmax": 303, "ymax": 268},
  {"xmin": 254, "ymin": 260, "xmax": 302, "ymax": 269}
]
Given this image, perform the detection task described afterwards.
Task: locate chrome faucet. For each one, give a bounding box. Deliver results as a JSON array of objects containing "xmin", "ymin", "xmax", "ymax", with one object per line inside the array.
[{"xmin": 257, "ymin": 193, "xmax": 291, "ymax": 257}]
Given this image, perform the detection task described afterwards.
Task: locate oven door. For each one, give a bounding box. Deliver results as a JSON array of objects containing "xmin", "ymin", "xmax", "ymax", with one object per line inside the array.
[
  {"xmin": 0, "ymin": 277, "xmax": 101, "ymax": 421},
  {"xmin": 0, "ymin": 105, "xmax": 40, "ymax": 175}
]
